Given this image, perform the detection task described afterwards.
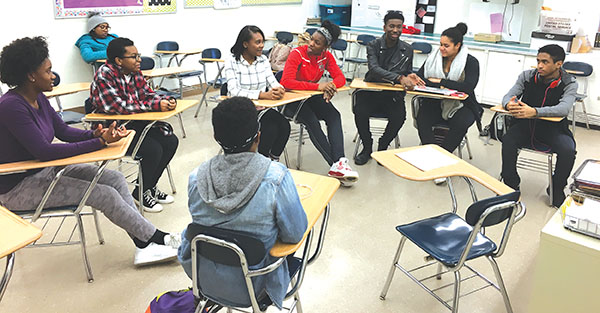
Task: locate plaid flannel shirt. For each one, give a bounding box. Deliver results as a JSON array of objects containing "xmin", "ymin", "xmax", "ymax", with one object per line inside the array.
[
  {"xmin": 91, "ymin": 63, "xmax": 163, "ymax": 114},
  {"xmin": 224, "ymin": 54, "xmax": 282, "ymax": 100}
]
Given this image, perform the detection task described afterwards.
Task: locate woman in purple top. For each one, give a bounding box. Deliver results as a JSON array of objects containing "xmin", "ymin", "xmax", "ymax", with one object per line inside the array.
[{"xmin": 0, "ymin": 37, "xmax": 179, "ymax": 266}]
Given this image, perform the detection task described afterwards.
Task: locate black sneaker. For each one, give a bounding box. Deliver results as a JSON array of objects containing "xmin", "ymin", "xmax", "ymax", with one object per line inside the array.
[
  {"xmin": 354, "ymin": 147, "xmax": 372, "ymax": 165},
  {"xmin": 152, "ymin": 186, "xmax": 174, "ymax": 204},
  {"xmin": 133, "ymin": 190, "xmax": 163, "ymax": 213}
]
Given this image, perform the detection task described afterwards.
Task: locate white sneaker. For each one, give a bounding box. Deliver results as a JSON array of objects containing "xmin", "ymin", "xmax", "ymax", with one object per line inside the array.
[
  {"xmin": 134, "ymin": 242, "xmax": 178, "ymax": 266},
  {"xmin": 153, "ymin": 187, "xmax": 175, "ymax": 204},
  {"xmin": 434, "ymin": 177, "xmax": 447, "ymax": 185},
  {"xmin": 328, "ymin": 158, "xmax": 359, "ymax": 183},
  {"xmin": 164, "ymin": 233, "xmax": 182, "ymax": 249}
]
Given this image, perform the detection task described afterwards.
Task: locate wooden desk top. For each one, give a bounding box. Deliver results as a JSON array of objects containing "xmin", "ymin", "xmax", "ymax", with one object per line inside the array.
[
  {"xmin": 220, "ymin": 93, "xmax": 312, "ymax": 108},
  {"xmin": 270, "ymin": 170, "xmax": 340, "ymax": 257},
  {"xmin": 200, "ymin": 58, "xmax": 224, "ymax": 63},
  {"xmin": 409, "ymin": 90, "xmax": 469, "ymax": 101},
  {"xmin": 0, "ymin": 131, "xmax": 135, "ymax": 175},
  {"xmin": 350, "ymin": 78, "xmax": 405, "ymax": 91},
  {"xmin": 350, "ymin": 78, "xmax": 468, "ymax": 100},
  {"xmin": 142, "ymin": 66, "xmax": 198, "ymax": 78},
  {"xmin": 44, "ymin": 82, "xmax": 90, "ymax": 98},
  {"xmin": 372, "ymin": 144, "xmax": 514, "ymax": 195},
  {"xmin": 491, "ymin": 105, "xmax": 564, "ymax": 122},
  {"xmin": 155, "ymin": 49, "xmax": 203, "ymax": 56},
  {"xmin": 289, "ymin": 85, "xmax": 351, "ymax": 95},
  {"xmin": 84, "ymin": 99, "xmax": 199, "ymax": 122},
  {"xmin": 0, "ymin": 206, "xmax": 42, "ymax": 258}
]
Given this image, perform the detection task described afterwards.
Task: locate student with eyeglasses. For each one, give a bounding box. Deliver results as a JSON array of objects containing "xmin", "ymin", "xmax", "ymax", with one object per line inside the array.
[
  {"xmin": 75, "ymin": 12, "xmax": 119, "ymax": 64},
  {"xmin": 90, "ymin": 37, "xmax": 179, "ymax": 213}
]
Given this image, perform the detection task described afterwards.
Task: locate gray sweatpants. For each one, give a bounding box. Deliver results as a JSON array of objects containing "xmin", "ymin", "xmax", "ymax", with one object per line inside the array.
[{"xmin": 0, "ymin": 164, "xmax": 155, "ymax": 242}]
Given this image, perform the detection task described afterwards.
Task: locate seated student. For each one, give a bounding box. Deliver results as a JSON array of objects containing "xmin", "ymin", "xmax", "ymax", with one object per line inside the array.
[
  {"xmin": 415, "ymin": 23, "xmax": 482, "ymax": 156},
  {"xmin": 224, "ymin": 25, "xmax": 290, "ymax": 161},
  {"xmin": 0, "ymin": 36, "xmax": 179, "ymax": 266},
  {"xmin": 75, "ymin": 12, "xmax": 118, "ymax": 64},
  {"xmin": 353, "ymin": 10, "xmax": 424, "ymax": 165},
  {"xmin": 91, "ymin": 37, "xmax": 178, "ymax": 213},
  {"xmin": 178, "ymin": 97, "xmax": 308, "ymax": 309},
  {"xmin": 501, "ymin": 44, "xmax": 577, "ymax": 207},
  {"xmin": 280, "ymin": 20, "xmax": 358, "ymax": 183}
]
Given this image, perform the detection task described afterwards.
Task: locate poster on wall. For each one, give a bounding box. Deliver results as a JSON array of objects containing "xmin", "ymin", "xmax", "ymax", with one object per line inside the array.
[
  {"xmin": 54, "ymin": 0, "xmax": 176, "ymax": 18},
  {"xmin": 414, "ymin": 0, "xmax": 436, "ymax": 33},
  {"xmin": 185, "ymin": 0, "xmax": 301, "ymax": 9}
]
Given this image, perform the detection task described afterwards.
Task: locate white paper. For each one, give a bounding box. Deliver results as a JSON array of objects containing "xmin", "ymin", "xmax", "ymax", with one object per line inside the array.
[
  {"xmin": 418, "ymin": 0, "xmax": 428, "ymax": 4},
  {"xmin": 415, "ymin": 23, "xmax": 425, "ymax": 32},
  {"xmin": 395, "ymin": 146, "xmax": 458, "ymax": 172},
  {"xmin": 427, "ymin": 5, "xmax": 436, "ymax": 12},
  {"xmin": 576, "ymin": 162, "xmax": 600, "ymax": 184},
  {"xmin": 422, "ymin": 16, "xmax": 434, "ymax": 24}
]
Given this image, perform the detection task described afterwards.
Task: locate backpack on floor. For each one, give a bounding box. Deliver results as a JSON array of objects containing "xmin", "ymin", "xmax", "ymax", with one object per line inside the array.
[
  {"xmin": 480, "ymin": 112, "xmax": 514, "ymax": 142},
  {"xmin": 269, "ymin": 43, "xmax": 292, "ymax": 72},
  {"xmin": 146, "ymin": 288, "xmax": 196, "ymax": 313}
]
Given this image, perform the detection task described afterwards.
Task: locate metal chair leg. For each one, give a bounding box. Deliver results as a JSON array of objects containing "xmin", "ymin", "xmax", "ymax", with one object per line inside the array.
[
  {"xmin": 487, "ymin": 256, "xmax": 514, "ymax": 313},
  {"xmin": 572, "ymin": 104, "xmax": 577, "ymax": 135},
  {"xmin": 283, "ymin": 148, "xmax": 290, "ymax": 168},
  {"xmin": 353, "ymin": 137, "xmax": 362, "ymax": 159},
  {"xmin": 177, "ymin": 113, "xmax": 187, "ymax": 138},
  {"xmin": 296, "ymin": 125, "xmax": 304, "ymax": 170},
  {"xmin": 581, "ymin": 100, "xmax": 590, "ymax": 129},
  {"xmin": 547, "ymin": 153, "xmax": 553, "ymax": 206},
  {"xmin": 380, "ymin": 236, "xmax": 407, "ymax": 300},
  {"xmin": 465, "ymin": 136, "xmax": 473, "ymax": 159},
  {"xmin": 91, "ymin": 208, "xmax": 105, "ymax": 245},
  {"xmin": 394, "ymin": 135, "xmax": 401, "ymax": 148},
  {"xmin": 352, "ymin": 131, "xmax": 359, "ymax": 143},
  {"xmin": 75, "ymin": 214, "xmax": 94, "ymax": 283},
  {"xmin": 452, "ymin": 270, "xmax": 461, "ymax": 313},
  {"xmin": 138, "ymin": 161, "xmax": 145, "ymax": 216},
  {"xmin": 0, "ymin": 253, "xmax": 15, "ymax": 302},
  {"xmin": 447, "ymin": 177, "xmax": 458, "ymax": 213},
  {"xmin": 166, "ymin": 164, "xmax": 176, "ymax": 194},
  {"xmin": 294, "ymin": 288, "xmax": 303, "ymax": 313},
  {"xmin": 436, "ymin": 263, "xmax": 444, "ymax": 280}
]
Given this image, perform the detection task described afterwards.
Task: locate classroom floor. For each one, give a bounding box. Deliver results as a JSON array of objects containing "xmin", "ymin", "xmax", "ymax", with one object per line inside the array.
[{"xmin": 2, "ymin": 90, "xmax": 597, "ymax": 313}]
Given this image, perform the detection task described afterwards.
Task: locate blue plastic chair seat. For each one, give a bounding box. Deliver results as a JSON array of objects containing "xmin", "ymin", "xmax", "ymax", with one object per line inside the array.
[
  {"xmin": 156, "ymin": 89, "xmax": 180, "ymax": 98},
  {"xmin": 396, "ymin": 213, "xmax": 497, "ymax": 267},
  {"xmin": 175, "ymin": 70, "xmax": 204, "ymax": 78},
  {"xmin": 346, "ymin": 57, "xmax": 367, "ymax": 64},
  {"xmin": 59, "ymin": 111, "xmax": 85, "ymax": 124}
]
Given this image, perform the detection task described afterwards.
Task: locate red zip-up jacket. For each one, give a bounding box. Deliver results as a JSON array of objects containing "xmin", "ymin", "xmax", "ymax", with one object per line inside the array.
[{"xmin": 280, "ymin": 45, "xmax": 346, "ymax": 90}]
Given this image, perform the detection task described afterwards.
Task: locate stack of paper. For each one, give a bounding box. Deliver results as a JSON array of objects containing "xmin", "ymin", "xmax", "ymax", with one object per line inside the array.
[
  {"xmin": 395, "ymin": 146, "xmax": 458, "ymax": 172},
  {"xmin": 413, "ymin": 85, "xmax": 457, "ymax": 96},
  {"xmin": 572, "ymin": 160, "xmax": 600, "ymax": 196}
]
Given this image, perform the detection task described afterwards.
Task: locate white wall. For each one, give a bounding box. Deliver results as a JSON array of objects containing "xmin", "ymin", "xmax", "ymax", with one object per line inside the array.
[
  {"xmin": 542, "ymin": 0, "xmax": 600, "ymax": 38},
  {"xmin": 1, "ymin": 0, "xmax": 319, "ymax": 108}
]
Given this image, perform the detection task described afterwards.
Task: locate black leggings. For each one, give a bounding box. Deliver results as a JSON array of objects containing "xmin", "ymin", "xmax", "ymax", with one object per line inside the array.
[
  {"xmin": 285, "ymin": 96, "xmax": 345, "ymax": 166},
  {"xmin": 128, "ymin": 121, "xmax": 179, "ymax": 193},
  {"xmin": 416, "ymin": 98, "xmax": 475, "ymax": 153},
  {"xmin": 353, "ymin": 90, "xmax": 406, "ymax": 149},
  {"xmin": 258, "ymin": 109, "xmax": 290, "ymax": 158}
]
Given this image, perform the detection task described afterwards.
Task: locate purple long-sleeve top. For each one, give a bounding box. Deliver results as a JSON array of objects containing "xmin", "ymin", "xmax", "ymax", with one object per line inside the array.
[{"xmin": 0, "ymin": 90, "xmax": 103, "ymax": 194}]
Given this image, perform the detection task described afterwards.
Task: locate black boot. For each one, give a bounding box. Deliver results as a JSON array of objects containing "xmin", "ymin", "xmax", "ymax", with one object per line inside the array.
[{"xmin": 354, "ymin": 142, "xmax": 372, "ymax": 166}]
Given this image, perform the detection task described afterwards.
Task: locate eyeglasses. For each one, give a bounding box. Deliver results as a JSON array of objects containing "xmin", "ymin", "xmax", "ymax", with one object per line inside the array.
[
  {"xmin": 120, "ymin": 53, "xmax": 142, "ymax": 61},
  {"xmin": 96, "ymin": 24, "xmax": 111, "ymax": 30}
]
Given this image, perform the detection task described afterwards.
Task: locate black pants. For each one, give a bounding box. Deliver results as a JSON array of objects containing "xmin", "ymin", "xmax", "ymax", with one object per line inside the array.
[
  {"xmin": 501, "ymin": 120, "xmax": 576, "ymax": 197},
  {"xmin": 285, "ymin": 96, "xmax": 345, "ymax": 166},
  {"xmin": 416, "ymin": 98, "xmax": 475, "ymax": 153},
  {"xmin": 128, "ymin": 121, "xmax": 179, "ymax": 193},
  {"xmin": 258, "ymin": 109, "xmax": 290, "ymax": 158},
  {"xmin": 353, "ymin": 90, "xmax": 406, "ymax": 150}
]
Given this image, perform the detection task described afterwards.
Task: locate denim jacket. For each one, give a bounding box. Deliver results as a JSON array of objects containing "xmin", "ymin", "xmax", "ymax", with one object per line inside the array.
[{"xmin": 178, "ymin": 155, "xmax": 307, "ymax": 309}]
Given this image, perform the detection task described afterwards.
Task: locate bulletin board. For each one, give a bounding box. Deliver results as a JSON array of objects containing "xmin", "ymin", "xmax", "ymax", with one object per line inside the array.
[
  {"xmin": 184, "ymin": 0, "xmax": 301, "ymax": 9},
  {"xmin": 54, "ymin": 0, "xmax": 176, "ymax": 18},
  {"xmin": 414, "ymin": 0, "xmax": 437, "ymax": 33}
]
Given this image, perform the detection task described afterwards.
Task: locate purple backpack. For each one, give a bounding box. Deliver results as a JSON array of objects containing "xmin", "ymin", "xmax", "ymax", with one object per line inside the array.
[{"xmin": 146, "ymin": 288, "xmax": 196, "ymax": 313}]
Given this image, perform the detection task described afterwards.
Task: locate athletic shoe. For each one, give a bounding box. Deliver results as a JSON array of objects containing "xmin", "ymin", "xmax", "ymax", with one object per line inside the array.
[
  {"xmin": 152, "ymin": 186, "xmax": 175, "ymax": 204},
  {"xmin": 164, "ymin": 233, "xmax": 182, "ymax": 249},
  {"xmin": 328, "ymin": 158, "xmax": 359, "ymax": 182},
  {"xmin": 133, "ymin": 190, "xmax": 164, "ymax": 213},
  {"xmin": 134, "ymin": 242, "xmax": 177, "ymax": 266},
  {"xmin": 354, "ymin": 147, "xmax": 372, "ymax": 165}
]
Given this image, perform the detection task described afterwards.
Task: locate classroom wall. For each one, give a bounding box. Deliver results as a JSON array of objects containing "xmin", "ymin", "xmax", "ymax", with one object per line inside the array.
[
  {"xmin": 0, "ymin": 0, "xmax": 320, "ymax": 109},
  {"xmin": 542, "ymin": 0, "xmax": 600, "ymax": 38}
]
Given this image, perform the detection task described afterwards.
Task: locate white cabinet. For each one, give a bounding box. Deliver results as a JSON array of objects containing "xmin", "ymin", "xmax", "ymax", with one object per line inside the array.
[
  {"xmin": 481, "ymin": 52, "xmax": 525, "ymax": 105},
  {"xmin": 468, "ymin": 49, "xmax": 488, "ymax": 102}
]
